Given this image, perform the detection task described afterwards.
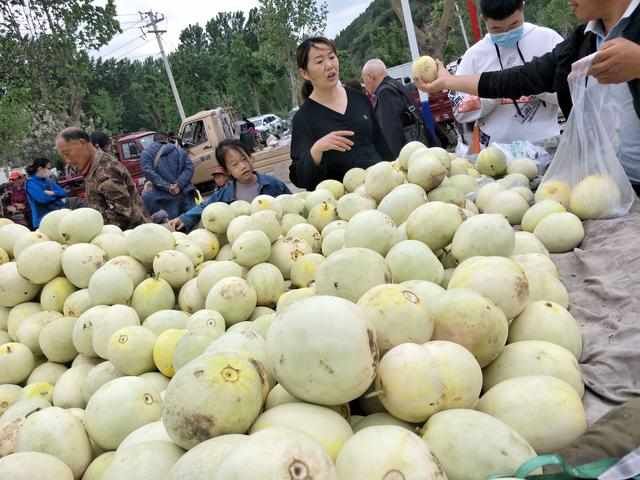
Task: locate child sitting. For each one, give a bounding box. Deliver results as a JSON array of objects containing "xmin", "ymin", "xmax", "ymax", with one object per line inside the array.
[{"xmin": 169, "ymin": 139, "xmax": 291, "ymax": 232}]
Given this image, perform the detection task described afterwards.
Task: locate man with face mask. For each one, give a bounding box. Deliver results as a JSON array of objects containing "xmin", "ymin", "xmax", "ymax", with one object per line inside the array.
[
  {"xmin": 451, "ymin": 0, "xmax": 564, "ymax": 152},
  {"xmin": 418, "ymin": 0, "xmax": 640, "ymax": 191}
]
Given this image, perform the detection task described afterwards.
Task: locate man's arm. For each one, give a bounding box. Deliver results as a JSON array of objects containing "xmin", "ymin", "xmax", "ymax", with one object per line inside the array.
[
  {"xmin": 375, "ymin": 87, "xmax": 409, "ymax": 158},
  {"xmin": 96, "ymin": 167, "xmax": 141, "ymax": 228},
  {"xmin": 450, "ymin": 51, "xmax": 499, "ymax": 124}
]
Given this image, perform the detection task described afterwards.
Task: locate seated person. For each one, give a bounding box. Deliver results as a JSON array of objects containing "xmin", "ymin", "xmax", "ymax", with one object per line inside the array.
[
  {"xmin": 6, "ymin": 170, "xmax": 31, "ymax": 227},
  {"xmin": 25, "ymin": 158, "xmax": 67, "ymax": 229},
  {"xmin": 169, "ymin": 139, "xmax": 291, "ymax": 232}
]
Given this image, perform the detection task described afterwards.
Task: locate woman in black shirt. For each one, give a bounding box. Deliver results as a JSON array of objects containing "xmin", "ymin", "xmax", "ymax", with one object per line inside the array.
[{"xmin": 290, "ymin": 37, "xmax": 392, "ymax": 190}]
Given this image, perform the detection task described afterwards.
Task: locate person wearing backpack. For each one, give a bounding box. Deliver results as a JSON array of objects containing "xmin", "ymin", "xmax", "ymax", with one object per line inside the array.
[
  {"xmin": 362, "ymin": 58, "xmax": 432, "ymax": 157},
  {"xmin": 140, "ymin": 139, "xmax": 196, "ymax": 220}
]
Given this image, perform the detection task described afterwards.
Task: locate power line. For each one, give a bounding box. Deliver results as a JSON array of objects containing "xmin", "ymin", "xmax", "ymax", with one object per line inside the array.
[
  {"xmin": 113, "ymin": 40, "xmax": 153, "ymax": 60},
  {"xmin": 100, "ymin": 35, "xmax": 146, "ymax": 58},
  {"xmin": 122, "ymin": 25, "xmax": 145, "ymax": 32},
  {"xmin": 128, "ymin": 52, "xmax": 161, "ymax": 61}
]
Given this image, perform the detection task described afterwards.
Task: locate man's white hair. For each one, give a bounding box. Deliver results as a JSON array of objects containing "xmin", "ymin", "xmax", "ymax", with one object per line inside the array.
[{"xmin": 362, "ymin": 58, "xmax": 387, "ymax": 77}]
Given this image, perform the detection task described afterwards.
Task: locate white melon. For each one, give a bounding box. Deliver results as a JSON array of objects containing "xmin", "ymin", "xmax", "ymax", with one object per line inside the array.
[
  {"xmin": 422, "ymin": 409, "xmax": 537, "ymax": 480},
  {"xmin": 477, "ymin": 376, "xmax": 587, "ymax": 453},
  {"xmin": 266, "ymin": 296, "xmax": 378, "ymax": 406},
  {"xmin": 315, "ymin": 248, "xmax": 390, "ymax": 303},
  {"xmin": 451, "ymin": 214, "xmax": 515, "ymax": 261},
  {"xmin": 406, "ymin": 201, "xmax": 466, "ymax": 252},
  {"xmin": 58, "ymin": 208, "xmax": 104, "ymax": 244},
  {"xmin": 433, "ymin": 289, "xmax": 509, "ymax": 367}
]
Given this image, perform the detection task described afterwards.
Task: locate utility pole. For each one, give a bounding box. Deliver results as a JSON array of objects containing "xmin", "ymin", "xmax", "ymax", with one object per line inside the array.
[
  {"xmin": 141, "ymin": 11, "xmax": 186, "ymax": 121},
  {"xmin": 400, "ymin": 0, "xmax": 420, "ymax": 61},
  {"xmin": 455, "ymin": 2, "xmax": 471, "ymax": 49},
  {"xmin": 400, "ymin": 0, "xmax": 428, "ymax": 102}
]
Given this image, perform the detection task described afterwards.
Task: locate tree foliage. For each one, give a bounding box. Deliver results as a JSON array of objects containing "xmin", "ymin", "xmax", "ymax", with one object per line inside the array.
[
  {"xmin": 1, "ymin": 0, "xmax": 578, "ymax": 168},
  {"xmin": 335, "ymin": 0, "xmax": 578, "ymax": 77},
  {"xmin": 0, "ymin": 0, "xmax": 120, "ymax": 166}
]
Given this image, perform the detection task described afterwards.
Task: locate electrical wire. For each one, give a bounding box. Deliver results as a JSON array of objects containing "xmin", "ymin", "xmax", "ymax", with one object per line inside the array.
[
  {"xmin": 99, "ymin": 35, "xmax": 146, "ymax": 58},
  {"xmin": 113, "ymin": 40, "xmax": 154, "ymax": 60}
]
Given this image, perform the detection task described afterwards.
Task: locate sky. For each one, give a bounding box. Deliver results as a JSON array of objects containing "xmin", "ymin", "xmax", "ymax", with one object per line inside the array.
[{"xmin": 94, "ymin": 0, "xmax": 373, "ymax": 60}]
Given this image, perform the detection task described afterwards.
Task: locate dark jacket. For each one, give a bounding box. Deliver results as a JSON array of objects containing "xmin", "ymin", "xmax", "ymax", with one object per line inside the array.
[
  {"xmin": 85, "ymin": 150, "xmax": 147, "ymax": 230},
  {"xmin": 478, "ymin": 8, "xmax": 640, "ymax": 120},
  {"xmin": 25, "ymin": 176, "xmax": 66, "ymax": 228},
  {"xmin": 290, "ymin": 87, "xmax": 392, "ymax": 190},
  {"xmin": 374, "ymin": 76, "xmax": 411, "ymax": 158},
  {"xmin": 141, "ymin": 142, "xmax": 195, "ymax": 195},
  {"xmin": 179, "ymin": 173, "xmax": 291, "ymax": 231}
]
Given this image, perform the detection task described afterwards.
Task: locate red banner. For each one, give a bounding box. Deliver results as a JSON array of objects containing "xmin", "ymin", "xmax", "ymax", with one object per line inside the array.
[{"xmin": 467, "ymin": 0, "xmax": 482, "ymax": 42}]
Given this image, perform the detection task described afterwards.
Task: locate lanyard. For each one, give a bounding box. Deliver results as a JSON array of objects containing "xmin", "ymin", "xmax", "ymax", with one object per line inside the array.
[{"xmin": 495, "ymin": 42, "xmax": 535, "ymax": 119}]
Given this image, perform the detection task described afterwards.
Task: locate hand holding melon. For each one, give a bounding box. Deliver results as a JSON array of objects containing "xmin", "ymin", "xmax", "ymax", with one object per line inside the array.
[{"xmin": 412, "ymin": 55, "xmax": 449, "ymax": 93}]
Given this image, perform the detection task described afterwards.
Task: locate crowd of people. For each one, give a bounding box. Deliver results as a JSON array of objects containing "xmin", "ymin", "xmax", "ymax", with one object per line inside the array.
[{"xmin": 3, "ymin": 0, "xmax": 637, "ymax": 232}]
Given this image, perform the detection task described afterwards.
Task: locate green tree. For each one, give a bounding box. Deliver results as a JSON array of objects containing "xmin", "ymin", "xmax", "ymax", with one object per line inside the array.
[
  {"xmin": 0, "ymin": 0, "xmax": 120, "ymax": 165},
  {"xmin": 258, "ymin": 0, "xmax": 328, "ymax": 108},
  {"xmin": 88, "ymin": 89, "xmax": 124, "ymax": 132}
]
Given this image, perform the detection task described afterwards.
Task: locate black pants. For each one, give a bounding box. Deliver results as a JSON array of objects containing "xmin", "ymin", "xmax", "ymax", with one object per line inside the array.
[{"xmin": 633, "ymin": 184, "xmax": 640, "ymax": 197}]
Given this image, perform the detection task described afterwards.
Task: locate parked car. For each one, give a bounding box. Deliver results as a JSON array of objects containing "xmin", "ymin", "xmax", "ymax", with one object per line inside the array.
[{"xmin": 249, "ymin": 114, "xmax": 285, "ymax": 138}]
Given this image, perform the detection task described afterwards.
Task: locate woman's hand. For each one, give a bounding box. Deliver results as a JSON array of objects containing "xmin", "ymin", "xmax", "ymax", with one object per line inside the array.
[{"xmin": 310, "ymin": 131, "xmax": 355, "ymax": 164}]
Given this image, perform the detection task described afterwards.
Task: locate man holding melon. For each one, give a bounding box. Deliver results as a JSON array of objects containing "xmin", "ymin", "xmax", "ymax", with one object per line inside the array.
[
  {"xmin": 416, "ymin": 0, "xmax": 640, "ymax": 192},
  {"xmin": 443, "ymin": 0, "xmax": 565, "ymax": 153}
]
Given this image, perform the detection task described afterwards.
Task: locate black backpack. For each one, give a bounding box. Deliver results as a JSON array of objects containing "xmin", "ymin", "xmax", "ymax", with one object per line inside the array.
[{"xmin": 377, "ymin": 79, "xmax": 438, "ymax": 147}]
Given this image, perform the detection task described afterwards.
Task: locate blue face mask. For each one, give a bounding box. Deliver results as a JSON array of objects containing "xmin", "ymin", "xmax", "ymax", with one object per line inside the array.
[{"xmin": 490, "ymin": 25, "xmax": 524, "ymax": 49}]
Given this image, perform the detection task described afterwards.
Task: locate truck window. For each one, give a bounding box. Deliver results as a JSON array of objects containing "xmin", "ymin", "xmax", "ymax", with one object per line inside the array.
[
  {"xmin": 122, "ymin": 142, "xmax": 139, "ymax": 160},
  {"xmin": 138, "ymin": 134, "xmax": 155, "ymax": 150},
  {"xmin": 181, "ymin": 121, "xmax": 208, "ymax": 146}
]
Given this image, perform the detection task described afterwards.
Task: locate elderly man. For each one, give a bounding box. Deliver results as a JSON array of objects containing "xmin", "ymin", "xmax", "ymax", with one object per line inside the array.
[
  {"xmin": 55, "ymin": 127, "xmax": 146, "ymax": 229},
  {"xmin": 362, "ymin": 58, "xmax": 424, "ymax": 158}
]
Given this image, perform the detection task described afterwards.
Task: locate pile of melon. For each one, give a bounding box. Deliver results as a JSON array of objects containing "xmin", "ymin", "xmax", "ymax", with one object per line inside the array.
[{"xmin": 0, "ymin": 141, "xmax": 594, "ymax": 479}]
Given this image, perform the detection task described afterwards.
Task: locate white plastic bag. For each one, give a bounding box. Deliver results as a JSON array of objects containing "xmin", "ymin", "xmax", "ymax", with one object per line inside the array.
[
  {"xmin": 538, "ymin": 53, "xmax": 634, "ymax": 220},
  {"xmin": 493, "ymin": 141, "xmax": 554, "ymax": 172}
]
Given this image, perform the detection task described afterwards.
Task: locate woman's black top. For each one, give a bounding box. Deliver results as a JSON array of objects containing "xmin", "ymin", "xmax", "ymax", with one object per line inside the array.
[{"xmin": 289, "ymin": 87, "xmax": 392, "ymax": 190}]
